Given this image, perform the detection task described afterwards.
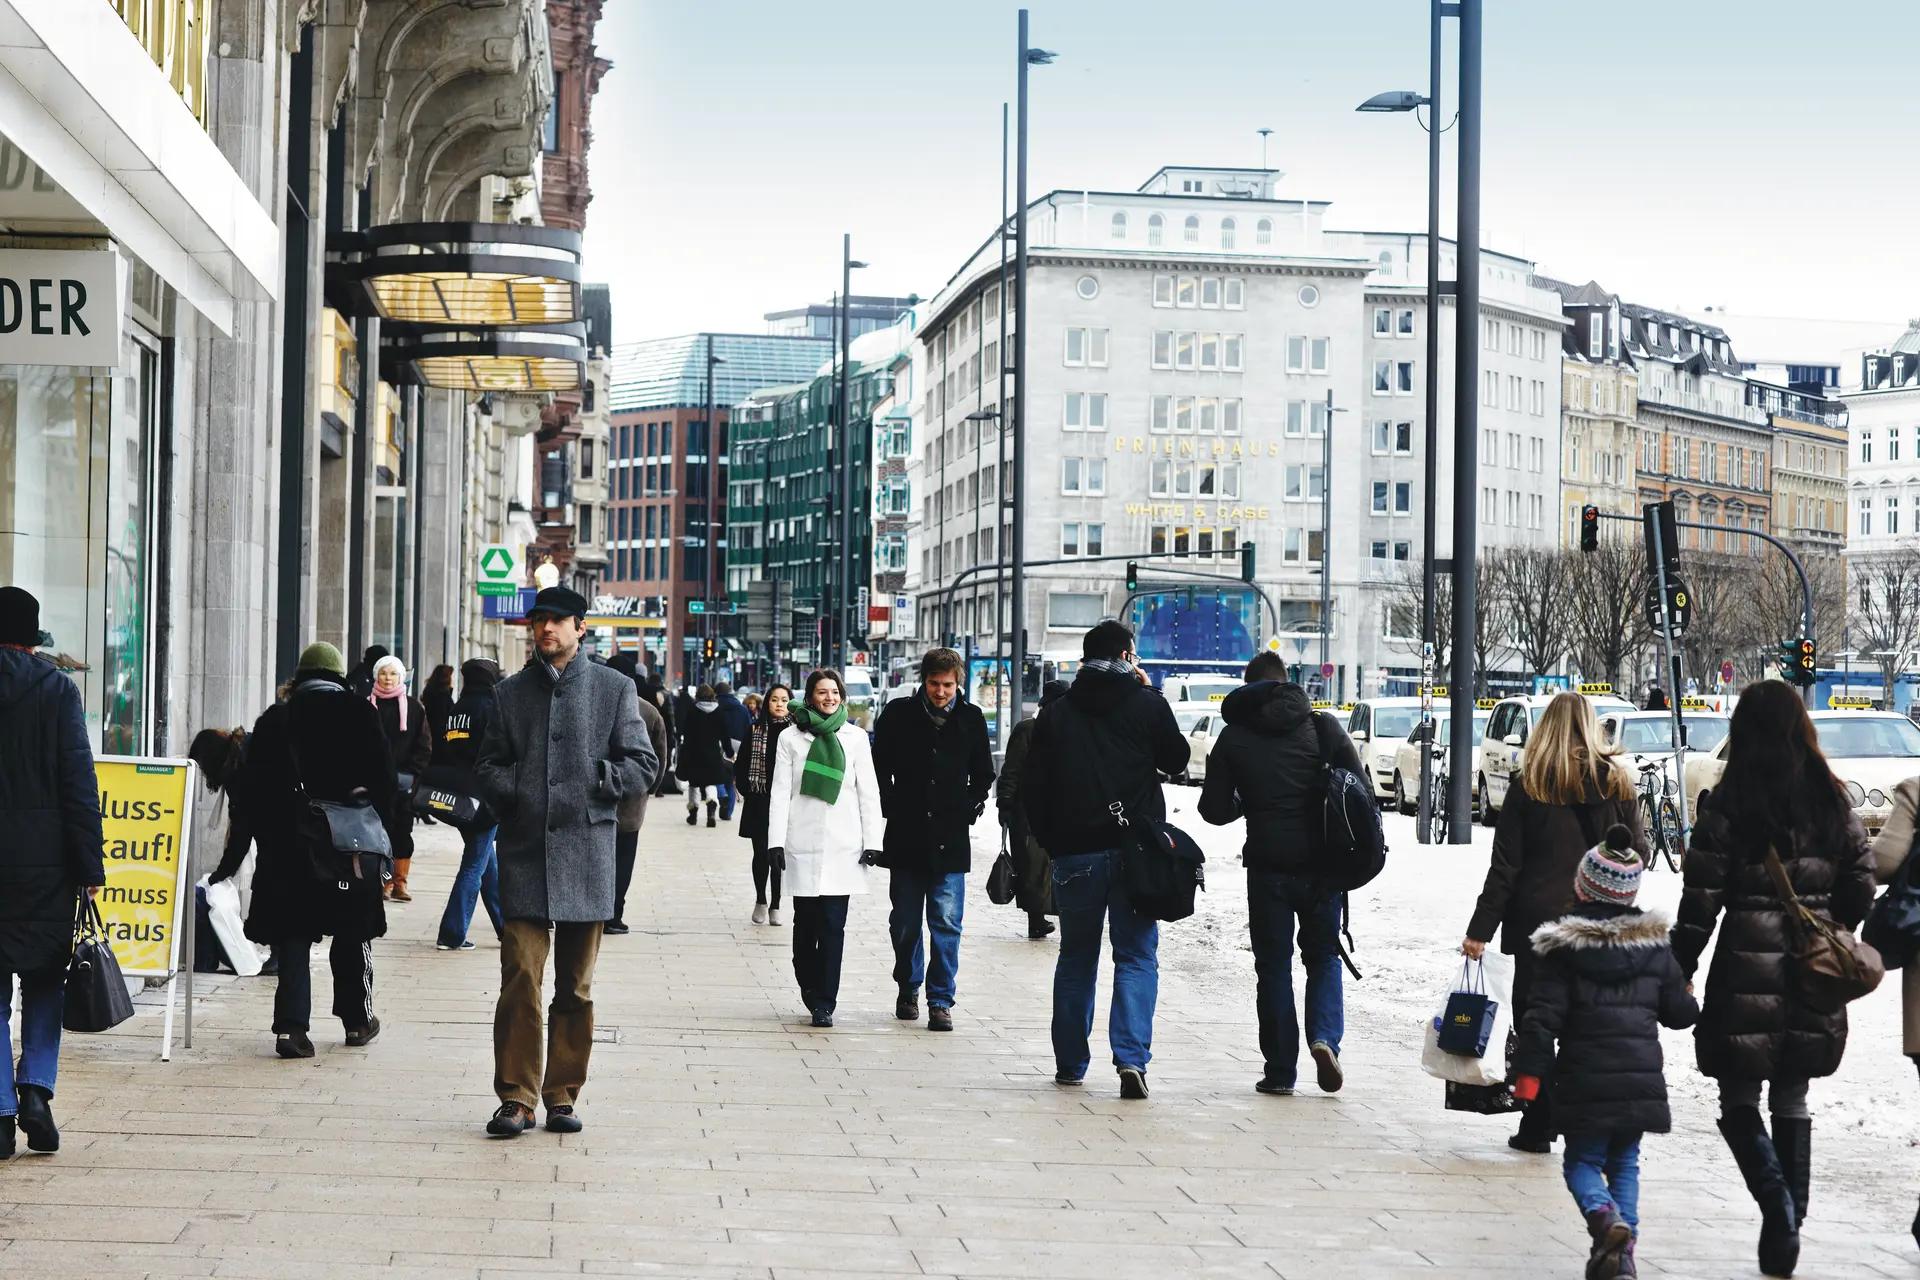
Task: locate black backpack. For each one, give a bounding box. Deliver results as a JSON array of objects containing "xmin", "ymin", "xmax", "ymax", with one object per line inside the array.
[{"xmin": 1311, "ymin": 713, "xmax": 1387, "ymax": 892}]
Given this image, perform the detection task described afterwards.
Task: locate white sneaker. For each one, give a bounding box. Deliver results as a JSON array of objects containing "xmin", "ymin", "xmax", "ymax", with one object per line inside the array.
[
  {"xmin": 752, "ymin": 903, "xmax": 768, "ymax": 925},
  {"xmin": 768, "ymin": 907, "xmax": 785, "ymax": 926}
]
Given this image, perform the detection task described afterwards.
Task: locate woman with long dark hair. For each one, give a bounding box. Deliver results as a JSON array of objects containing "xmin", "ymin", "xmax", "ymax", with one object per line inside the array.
[
  {"xmin": 421, "ymin": 664, "xmax": 456, "ymax": 751},
  {"xmin": 736, "ymin": 684, "xmax": 793, "ymax": 925},
  {"xmin": 1673, "ymin": 681, "xmax": 1877, "ymax": 1278}
]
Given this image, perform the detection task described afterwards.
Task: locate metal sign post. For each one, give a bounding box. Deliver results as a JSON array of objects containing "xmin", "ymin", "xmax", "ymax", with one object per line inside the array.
[{"xmin": 1643, "ymin": 504, "xmax": 1690, "ymax": 844}]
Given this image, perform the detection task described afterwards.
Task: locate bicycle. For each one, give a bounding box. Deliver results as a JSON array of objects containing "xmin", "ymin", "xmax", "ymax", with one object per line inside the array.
[{"xmin": 1635, "ymin": 760, "xmax": 1685, "ymax": 872}]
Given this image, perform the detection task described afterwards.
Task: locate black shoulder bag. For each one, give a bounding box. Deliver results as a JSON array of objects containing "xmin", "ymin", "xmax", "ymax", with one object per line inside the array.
[
  {"xmin": 1077, "ymin": 704, "xmax": 1205, "ymax": 923},
  {"xmin": 286, "ymin": 703, "xmax": 394, "ymax": 893}
]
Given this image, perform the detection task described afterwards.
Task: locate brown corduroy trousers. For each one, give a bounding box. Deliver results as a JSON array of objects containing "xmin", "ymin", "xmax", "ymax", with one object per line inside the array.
[{"xmin": 494, "ymin": 919, "xmax": 603, "ymax": 1110}]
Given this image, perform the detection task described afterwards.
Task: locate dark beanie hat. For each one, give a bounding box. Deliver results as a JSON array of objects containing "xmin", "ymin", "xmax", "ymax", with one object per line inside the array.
[
  {"xmin": 460, "ymin": 658, "xmax": 504, "ymax": 691},
  {"xmin": 0, "ymin": 586, "xmax": 42, "ymax": 647}
]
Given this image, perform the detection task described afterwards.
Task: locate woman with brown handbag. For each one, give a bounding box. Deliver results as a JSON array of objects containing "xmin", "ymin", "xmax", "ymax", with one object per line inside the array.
[{"xmin": 1673, "ymin": 680, "xmax": 1878, "ymax": 1277}]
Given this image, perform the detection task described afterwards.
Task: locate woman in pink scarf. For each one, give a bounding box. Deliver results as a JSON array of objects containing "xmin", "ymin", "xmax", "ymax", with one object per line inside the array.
[{"xmin": 371, "ymin": 656, "xmax": 431, "ymax": 901}]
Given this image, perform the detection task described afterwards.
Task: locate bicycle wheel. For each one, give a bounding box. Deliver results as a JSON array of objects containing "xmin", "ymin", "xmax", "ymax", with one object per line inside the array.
[
  {"xmin": 1639, "ymin": 796, "xmax": 1668, "ymax": 869},
  {"xmin": 1657, "ymin": 797, "xmax": 1684, "ymax": 872}
]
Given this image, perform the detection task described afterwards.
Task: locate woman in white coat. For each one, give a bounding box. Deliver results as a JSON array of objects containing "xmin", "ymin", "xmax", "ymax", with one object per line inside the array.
[{"xmin": 766, "ymin": 669, "xmax": 884, "ymax": 1027}]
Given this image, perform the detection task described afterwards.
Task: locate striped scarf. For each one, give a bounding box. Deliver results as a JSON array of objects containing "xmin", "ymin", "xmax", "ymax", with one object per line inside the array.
[{"xmin": 789, "ymin": 704, "xmax": 849, "ymax": 804}]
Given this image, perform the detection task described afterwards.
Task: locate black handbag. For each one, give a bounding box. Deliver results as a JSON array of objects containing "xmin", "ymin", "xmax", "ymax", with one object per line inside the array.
[
  {"xmin": 64, "ymin": 897, "xmax": 135, "ymax": 1033},
  {"xmin": 411, "ymin": 782, "xmax": 481, "ymax": 825},
  {"xmin": 1864, "ymin": 831, "xmax": 1920, "ymax": 969},
  {"xmin": 986, "ymin": 830, "xmax": 1016, "ymax": 905},
  {"xmin": 288, "ymin": 723, "xmax": 394, "ymax": 890}
]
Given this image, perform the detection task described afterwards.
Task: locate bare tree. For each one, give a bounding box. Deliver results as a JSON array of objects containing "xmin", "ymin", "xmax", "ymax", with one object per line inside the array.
[
  {"xmin": 1503, "ymin": 547, "xmax": 1579, "ymax": 678},
  {"xmin": 1386, "ymin": 565, "xmax": 1452, "ymax": 686},
  {"xmin": 1675, "ymin": 553, "xmax": 1767, "ymax": 691},
  {"xmin": 1848, "ymin": 554, "xmax": 1920, "ymax": 702},
  {"xmin": 1470, "ymin": 550, "xmax": 1506, "ymax": 696},
  {"xmin": 1570, "ymin": 538, "xmax": 1651, "ymax": 691}
]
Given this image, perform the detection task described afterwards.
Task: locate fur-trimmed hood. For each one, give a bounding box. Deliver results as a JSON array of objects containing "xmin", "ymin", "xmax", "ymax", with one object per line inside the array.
[{"xmin": 1531, "ymin": 905, "xmax": 1671, "ymax": 954}]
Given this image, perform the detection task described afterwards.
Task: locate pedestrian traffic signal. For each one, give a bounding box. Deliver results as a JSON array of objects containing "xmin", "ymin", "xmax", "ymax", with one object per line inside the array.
[
  {"xmin": 1580, "ymin": 505, "xmax": 1599, "ymax": 553},
  {"xmin": 1126, "ymin": 560, "xmax": 1139, "ymax": 592},
  {"xmin": 1240, "ymin": 542, "xmax": 1256, "ymax": 583}
]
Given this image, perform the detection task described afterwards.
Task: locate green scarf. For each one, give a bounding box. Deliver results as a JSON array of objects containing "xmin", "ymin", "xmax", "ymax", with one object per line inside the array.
[{"xmin": 790, "ymin": 703, "xmax": 849, "ymax": 804}]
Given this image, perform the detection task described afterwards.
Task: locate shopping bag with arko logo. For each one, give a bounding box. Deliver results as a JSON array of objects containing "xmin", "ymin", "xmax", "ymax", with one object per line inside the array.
[{"xmin": 1436, "ymin": 957, "xmax": 1499, "ymax": 1057}]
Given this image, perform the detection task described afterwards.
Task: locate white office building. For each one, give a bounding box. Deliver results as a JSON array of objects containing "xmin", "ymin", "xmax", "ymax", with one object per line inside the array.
[
  {"xmin": 908, "ymin": 166, "xmax": 1563, "ymax": 700},
  {"xmin": 1843, "ymin": 321, "xmax": 1920, "ymax": 558}
]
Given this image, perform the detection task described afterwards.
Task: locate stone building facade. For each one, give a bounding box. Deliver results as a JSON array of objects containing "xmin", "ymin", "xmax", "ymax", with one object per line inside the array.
[{"xmin": 1537, "ymin": 278, "xmax": 1641, "ymax": 543}]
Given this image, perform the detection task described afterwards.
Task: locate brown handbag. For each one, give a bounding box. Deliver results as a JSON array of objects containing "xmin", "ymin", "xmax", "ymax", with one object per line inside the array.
[{"xmin": 1763, "ymin": 844, "xmax": 1885, "ymax": 1014}]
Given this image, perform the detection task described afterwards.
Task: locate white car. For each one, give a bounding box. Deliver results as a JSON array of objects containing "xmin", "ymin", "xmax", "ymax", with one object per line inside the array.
[
  {"xmin": 1391, "ymin": 711, "xmax": 1490, "ymax": 814},
  {"xmin": 1176, "ymin": 706, "xmax": 1229, "ymax": 782},
  {"xmin": 1345, "ymin": 697, "xmax": 1430, "ymax": 801},
  {"xmin": 1162, "ymin": 674, "xmax": 1242, "ymax": 706},
  {"xmin": 1478, "ymin": 692, "xmax": 1634, "ymax": 821},
  {"xmin": 1685, "ymin": 709, "xmax": 1920, "ymax": 836},
  {"xmin": 1597, "ymin": 710, "xmax": 1731, "ymax": 795}
]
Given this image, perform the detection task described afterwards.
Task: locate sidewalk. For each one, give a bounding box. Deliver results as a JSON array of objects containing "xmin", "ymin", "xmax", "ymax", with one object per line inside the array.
[{"xmin": 3, "ymin": 800, "xmax": 1916, "ymax": 1279}]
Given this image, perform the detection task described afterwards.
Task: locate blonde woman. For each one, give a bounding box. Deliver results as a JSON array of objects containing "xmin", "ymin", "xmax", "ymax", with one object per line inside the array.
[{"xmin": 1461, "ymin": 691, "xmax": 1647, "ymax": 1153}]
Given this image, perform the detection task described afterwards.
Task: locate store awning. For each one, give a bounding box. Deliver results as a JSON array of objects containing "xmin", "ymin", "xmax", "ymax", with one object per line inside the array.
[
  {"xmin": 383, "ymin": 323, "xmax": 586, "ymax": 393},
  {"xmin": 330, "ymin": 222, "xmax": 582, "ymax": 326},
  {"xmin": 0, "ymin": 2, "xmax": 278, "ymax": 334}
]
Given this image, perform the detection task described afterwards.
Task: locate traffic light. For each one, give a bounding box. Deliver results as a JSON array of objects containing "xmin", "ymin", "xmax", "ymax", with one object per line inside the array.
[
  {"xmin": 1791, "ymin": 636, "xmax": 1816, "ymax": 687},
  {"xmin": 1240, "ymin": 541, "xmax": 1256, "ymax": 583},
  {"xmin": 703, "ymin": 636, "xmax": 716, "ymax": 662},
  {"xmin": 1580, "ymin": 505, "xmax": 1599, "ymax": 553},
  {"xmin": 1126, "ymin": 560, "xmax": 1139, "ymax": 593}
]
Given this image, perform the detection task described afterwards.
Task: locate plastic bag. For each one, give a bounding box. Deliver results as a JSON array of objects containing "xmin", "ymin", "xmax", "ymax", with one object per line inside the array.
[
  {"xmin": 1419, "ymin": 950, "xmax": 1513, "ymax": 1086},
  {"xmin": 199, "ymin": 874, "xmax": 264, "ymax": 977}
]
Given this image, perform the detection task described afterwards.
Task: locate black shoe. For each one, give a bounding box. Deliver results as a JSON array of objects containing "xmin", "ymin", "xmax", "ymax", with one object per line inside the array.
[
  {"xmin": 545, "ymin": 1105, "xmax": 583, "ymax": 1134},
  {"xmin": 1027, "ymin": 915, "xmax": 1056, "ymax": 940},
  {"xmin": 1717, "ymin": 1107, "xmax": 1799, "ymax": 1278},
  {"xmin": 275, "ymin": 1032, "xmax": 316, "ymax": 1059},
  {"xmin": 0, "ymin": 1113, "xmax": 14, "ymax": 1160},
  {"xmin": 927, "ymin": 1005, "xmax": 953, "ymax": 1032},
  {"xmin": 603, "ymin": 920, "xmax": 630, "ymax": 935},
  {"xmin": 1118, "ymin": 1067, "xmax": 1149, "ymax": 1100},
  {"xmin": 1772, "ymin": 1115, "xmax": 1811, "ymax": 1225},
  {"xmin": 1507, "ymin": 1132, "xmax": 1552, "ymax": 1154},
  {"xmin": 344, "ymin": 1016, "xmax": 381, "ymax": 1047},
  {"xmin": 896, "ymin": 986, "xmax": 919, "ymax": 1021},
  {"xmin": 707, "ymin": 800, "xmax": 718, "ymax": 828},
  {"xmin": 1254, "ymin": 1077, "xmax": 1295, "ymax": 1096},
  {"xmin": 1054, "ymin": 1072, "xmax": 1083, "ymax": 1087},
  {"xmin": 15, "ymin": 1085, "xmax": 57, "ymax": 1153},
  {"xmin": 1584, "ymin": 1207, "xmax": 1631, "ymax": 1280},
  {"xmin": 811, "ymin": 1009, "xmax": 834, "ymax": 1028},
  {"xmin": 1310, "ymin": 1041, "xmax": 1344, "ymax": 1093},
  {"xmin": 487, "ymin": 1101, "xmax": 535, "ymax": 1138},
  {"xmin": 686, "ymin": 808, "xmax": 698, "ymax": 826}
]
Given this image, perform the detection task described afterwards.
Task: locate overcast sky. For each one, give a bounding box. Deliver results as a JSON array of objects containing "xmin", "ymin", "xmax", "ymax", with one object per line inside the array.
[{"xmin": 585, "ymin": 1, "xmax": 1916, "ymax": 345}]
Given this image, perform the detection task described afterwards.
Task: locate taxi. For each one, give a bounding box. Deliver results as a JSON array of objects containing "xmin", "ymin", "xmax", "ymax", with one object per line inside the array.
[
  {"xmin": 1597, "ymin": 708, "xmax": 1731, "ymax": 792},
  {"xmin": 1477, "ymin": 686, "xmax": 1634, "ymax": 823},
  {"xmin": 1391, "ymin": 708, "xmax": 1490, "ymax": 813},
  {"xmin": 1345, "ymin": 696, "xmax": 1431, "ymax": 802},
  {"xmin": 1684, "ymin": 704, "xmax": 1920, "ymax": 835},
  {"xmin": 1174, "ymin": 704, "xmax": 1229, "ymax": 783}
]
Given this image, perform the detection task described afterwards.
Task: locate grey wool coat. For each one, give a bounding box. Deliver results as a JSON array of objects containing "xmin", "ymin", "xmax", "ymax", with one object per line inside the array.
[{"xmin": 476, "ymin": 656, "xmax": 657, "ymax": 923}]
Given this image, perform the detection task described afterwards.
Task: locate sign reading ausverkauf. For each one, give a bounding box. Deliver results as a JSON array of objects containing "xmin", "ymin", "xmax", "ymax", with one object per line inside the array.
[{"xmin": 0, "ymin": 248, "xmax": 123, "ymax": 367}]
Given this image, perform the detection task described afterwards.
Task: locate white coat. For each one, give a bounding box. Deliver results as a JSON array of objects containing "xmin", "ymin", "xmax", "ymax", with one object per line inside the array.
[{"xmin": 766, "ymin": 721, "xmax": 883, "ymax": 898}]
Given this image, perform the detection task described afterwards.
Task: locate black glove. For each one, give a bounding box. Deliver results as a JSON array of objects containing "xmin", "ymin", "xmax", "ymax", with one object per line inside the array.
[
  {"xmin": 767, "ymin": 846, "xmax": 785, "ymax": 870},
  {"xmin": 208, "ymin": 870, "xmax": 230, "ymax": 885},
  {"xmin": 860, "ymin": 849, "xmax": 882, "ymax": 866},
  {"xmin": 971, "ymin": 800, "xmax": 986, "ymax": 822}
]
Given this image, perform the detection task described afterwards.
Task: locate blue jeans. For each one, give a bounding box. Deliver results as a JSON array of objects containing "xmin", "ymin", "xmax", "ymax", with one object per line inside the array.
[
  {"xmin": 1246, "ymin": 869, "xmax": 1344, "ymax": 1085},
  {"xmin": 1051, "ymin": 850, "xmax": 1158, "ymax": 1078},
  {"xmin": 437, "ymin": 825, "xmax": 502, "ymax": 948},
  {"xmin": 1563, "ymin": 1129, "xmax": 1642, "ymax": 1231},
  {"xmin": 0, "ymin": 966, "xmax": 65, "ymax": 1112},
  {"xmin": 889, "ymin": 866, "xmax": 966, "ymax": 1008},
  {"xmin": 719, "ymin": 781, "xmax": 738, "ymax": 818}
]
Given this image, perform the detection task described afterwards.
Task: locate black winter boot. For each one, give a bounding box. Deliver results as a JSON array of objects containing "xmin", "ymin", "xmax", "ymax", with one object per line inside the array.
[
  {"xmin": 15, "ymin": 1084, "xmax": 57, "ymax": 1152},
  {"xmin": 0, "ymin": 1113, "xmax": 14, "ymax": 1160},
  {"xmin": 1583, "ymin": 1207, "xmax": 1631, "ymax": 1279},
  {"xmin": 1718, "ymin": 1106, "xmax": 1799, "ymax": 1278},
  {"xmin": 1771, "ymin": 1115, "xmax": 1811, "ymax": 1225}
]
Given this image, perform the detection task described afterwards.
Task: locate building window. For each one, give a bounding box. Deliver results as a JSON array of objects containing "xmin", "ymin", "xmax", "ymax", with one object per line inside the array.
[
  {"xmin": 1399, "ymin": 309, "xmax": 1415, "ymax": 336},
  {"xmin": 1061, "ymin": 523, "xmax": 1081, "ymax": 557},
  {"xmin": 1374, "ymin": 308, "xmax": 1392, "ymax": 336},
  {"xmin": 1153, "ymin": 274, "xmax": 1173, "ymax": 306},
  {"xmin": 1256, "ymin": 218, "xmax": 1272, "ymax": 244},
  {"xmin": 1147, "ymin": 214, "xmax": 1163, "ymax": 246},
  {"xmin": 1174, "ymin": 396, "xmax": 1194, "ymax": 433},
  {"xmin": 1223, "ymin": 398, "xmax": 1242, "ymax": 434},
  {"xmin": 1378, "ymin": 250, "xmax": 1394, "ymax": 276},
  {"xmin": 1298, "ymin": 284, "xmax": 1321, "ymax": 308},
  {"xmin": 1860, "ymin": 498, "xmax": 1872, "ymax": 537},
  {"xmin": 1200, "ymin": 333, "xmax": 1220, "ymax": 370},
  {"xmin": 1224, "ymin": 334, "xmax": 1244, "ymax": 371},
  {"xmin": 1049, "ymin": 591, "xmax": 1106, "ymax": 629},
  {"xmin": 1890, "ymin": 496, "xmax": 1901, "ymax": 536},
  {"xmin": 1075, "ymin": 274, "xmax": 1100, "ymax": 299},
  {"xmin": 1287, "ymin": 401, "xmax": 1305, "ymax": 437},
  {"xmin": 1153, "ymin": 331, "xmax": 1173, "ymax": 368},
  {"xmin": 1372, "ymin": 481, "xmax": 1389, "ymax": 515},
  {"xmin": 1397, "ymin": 361, "xmax": 1414, "ymax": 394},
  {"xmin": 1224, "ymin": 278, "xmax": 1244, "ymax": 309},
  {"xmin": 1395, "ymin": 482, "xmax": 1412, "ymax": 514},
  {"xmin": 1111, "ymin": 211, "xmax": 1127, "ymax": 240},
  {"xmin": 1183, "ymin": 214, "xmax": 1200, "ymax": 243},
  {"xmin": 1150, "ymin": 395, "xmax": 1171, "ymax": 433},
  {"xmin": 1890, "ymin": 426, "xmax": 1901, "ymax": 462},
  {"xmin": 1310, "ymin": 337, "xmax": 1329, "ymax": 374},
  {"xmin": 1201, "ymin": 277, "xmax": 1221, "ymax": 308},
  {"xmin": 1220, "ymin": 217, "xmax": 1236, "ymax": 250},
  {"xmin": 1374, "ymin": 360, "xmax": 1392, "ymax": 395},
  {"xmin": 1176, "ymin": 276, "xmax": 1197, "ymax": 307}
]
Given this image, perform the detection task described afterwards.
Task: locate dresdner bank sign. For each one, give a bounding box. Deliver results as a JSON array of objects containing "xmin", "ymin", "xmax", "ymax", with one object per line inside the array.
[{"xmin": 0, "ymin": 248, "xmax": 123, "ymax": 367}]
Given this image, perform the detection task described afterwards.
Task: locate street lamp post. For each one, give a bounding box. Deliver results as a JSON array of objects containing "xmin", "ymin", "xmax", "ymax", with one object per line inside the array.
[
  {"xmin": 1010, "ymin": 9, "xmax": 1055, "ymax": 734},
  {"xmin": 701, "ymin": 341, "xmax": 725, "ymax": 684},
  {"xmin": 836, "ymin": 238, "xmax": 868, "ymax": 672},
  {"xmin": 1447, "ymin": 0, "xmax": 1484, "ymax": 843}
]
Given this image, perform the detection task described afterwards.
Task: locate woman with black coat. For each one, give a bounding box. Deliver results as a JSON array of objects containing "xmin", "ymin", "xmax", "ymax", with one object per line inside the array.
[
  {"xmin": 997, "ymin": 681, "xmax": 1068, "ymax": 940},
  {"xmin": 211, "ymin": 641, "xmax": 397, "ymax": 1059},
  {"xmin": 1673, "ymin": 681, "xmax": 1878, "ymax": 1277},
  {"xmin": 1462, "ymin": 691, "xmax": 1647, "ymax": 1154},
  {"xmin": 422, "ymin": 659, "xmax": 504, "ymax": 951},
  {"xmin": 369, "ymin": 655, "xmax": 431, "ymax": 901},
  {"xmin": 0, "ymin": 586, "xmax": 104, "ymax": 1159},
  {"xmin": 421, "ymin": 664, "xmax": 456, "ymax": 753},
  {"xmin": 736, "ymin": 685, "xmax": 793, "ymax": 924},
  {"xmin": 678, "ymin": 684, "xmax": 733, "ymax": 827}
]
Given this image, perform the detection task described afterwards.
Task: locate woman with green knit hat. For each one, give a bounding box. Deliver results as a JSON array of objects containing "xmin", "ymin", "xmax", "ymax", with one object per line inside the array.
[
  {"xmin": 210, "ymin": 639, "xmax": 398, "ymax": 1058},
  {"xmin": 764, "ymin": 669, "xmax": 883, "ymax": 1027}
]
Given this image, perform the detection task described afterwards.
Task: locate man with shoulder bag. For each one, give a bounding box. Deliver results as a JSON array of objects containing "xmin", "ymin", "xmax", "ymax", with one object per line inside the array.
[
  {"xmin": 1199, "ymin": 652, "xmax": 1365, "ymax": 1097},
  {"xmin": 1022, "ymin": 621, "xmax": 1188, "ymax": 1099},
  {"xmin": 475, "ymin": 588, "xmax": 656, "ymax": 1138}
]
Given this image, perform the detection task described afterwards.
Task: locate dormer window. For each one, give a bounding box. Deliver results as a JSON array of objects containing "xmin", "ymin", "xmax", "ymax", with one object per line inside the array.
[{"xmin": 1181, "ymin": 178, "xmax": 1204, "ymax": 193}]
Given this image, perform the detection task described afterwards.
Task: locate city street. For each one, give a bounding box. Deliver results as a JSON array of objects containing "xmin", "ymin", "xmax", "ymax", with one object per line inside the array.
[{"xmin": 5, "ymin": 800, "xmax": 1918, "ymax": 1279}]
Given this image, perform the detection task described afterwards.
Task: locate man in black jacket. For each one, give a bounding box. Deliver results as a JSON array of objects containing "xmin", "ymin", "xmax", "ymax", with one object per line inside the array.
[
  {"xmin": 1199, "ymin": 651, "xmax": 1364, "ymax": 1096},
  {"xmin": 871, "ymin": 647, "xmax": 994, "ymax": 1032},
  {"xmin": 1021, "ymin": 621, "xmax": 1188, "ymax": 1099}
]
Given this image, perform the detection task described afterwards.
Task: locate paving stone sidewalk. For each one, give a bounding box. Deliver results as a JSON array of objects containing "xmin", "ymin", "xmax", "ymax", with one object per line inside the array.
[{"xmin": 3, "ymin": 806, "xmax": 1916, "ymax": 1279}]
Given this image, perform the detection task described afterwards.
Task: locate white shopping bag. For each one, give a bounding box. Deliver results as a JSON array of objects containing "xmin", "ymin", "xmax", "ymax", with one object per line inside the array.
[
  {"xmin": 1418, "ymin": 950, "xmax": 1514, "ymax": 1087},
  {"xmin": 199, "ymin": 874, "xmax": 264, "ymax": 977}
]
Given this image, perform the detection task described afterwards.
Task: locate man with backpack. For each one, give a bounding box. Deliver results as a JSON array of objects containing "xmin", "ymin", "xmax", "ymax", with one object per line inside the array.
[
  {"xmin": 1021, "ymin": 621, "xmax": 1189, "ymax": 1099},
  {"xmin": 1198, "ymin": 651, "xmax": 1368, "ymax": 1096}
]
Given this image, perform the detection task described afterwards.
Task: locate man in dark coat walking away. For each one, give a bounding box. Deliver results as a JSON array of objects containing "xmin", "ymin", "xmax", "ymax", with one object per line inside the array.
[
  {"xmin": 996, "ymin": 680, "xmax": 1068, "ymax": 940},
  {"xmin": 475, "ymin": 588, "xmax": 655, "ymax": 1138},
  {"xmin": 0, "ymin": 587, "xmax": 104, "ymax": 1159},
  {"xmin": 211, "ymin": 640, "xmax": 396, "ymax": 1060},
  {"xmin": 713, "ymin": 682, "xmax": 752, "ymax": 821},
  {"xmin": 677, "ymin": 686, "xmax": 733, "ymax": 827},
  {"xmin": 872, "ymin": 647, "xmax": 994, "ymax": 1031},
  {"xmin": 603, "ymin": 653, "xmax": 667, "ymax": 935},
  {"xmin": 1199, "ymin": 652, "xmax": 1364, "ymax": 1097},
  {"xmin": 1022, "ymin": 621, "xmax": 1188, "ymax": 1099}
]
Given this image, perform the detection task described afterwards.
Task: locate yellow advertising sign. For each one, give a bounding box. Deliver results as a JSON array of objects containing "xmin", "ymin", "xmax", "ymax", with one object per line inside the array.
[{"xmin": 95, "ymin": 757, "xmax": 195, "ymax": 978}]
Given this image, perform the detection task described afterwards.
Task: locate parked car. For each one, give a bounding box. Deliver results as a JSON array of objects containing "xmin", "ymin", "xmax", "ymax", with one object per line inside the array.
[
  {"xmin": 1477, "ymin": 691, "xmax": 1634, "ymax": 821},
  {"xmin": 1177, "ymin": 707, "xmax": 1230, "ymax": 782},
  {"xmin": 1684, "ymin": 707, "xmax": 1920, "ymax": 835},
  {"xmin": 843, "ymin": 665, "xmax": 877, "ymax": 728},
  {"xmin": 1345, "ymin": 697, "xmax": 1428, "ymax": 802},
  {"xmin": 1597, "ymin": 709, "xmax": 1730, "ymax": 794},
  {"xmin": 1392, "ymin": 710, "xmax": 1490, "ymax": 814},
  {"xmin": 1161, "ymin": 673, "xmax": 1242, "ymax": 706}
]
